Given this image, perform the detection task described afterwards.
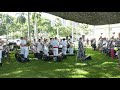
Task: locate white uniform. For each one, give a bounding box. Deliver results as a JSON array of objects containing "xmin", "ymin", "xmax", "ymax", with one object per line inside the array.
[
  {"xmin": 43, "ymin": 43, "xmax": 49, "ymax": 56},
  {"xmin": 69, "ymin": 38, "xmax": 74, "ymax": 54},
  {"xmin": 20, "ymin": 39, "xmax": 29, "ymax": 58},
  {"xmin": 61, "ymin": 40, "xmax": 67, "ymax": 55},
  {"xmin": 32, "ymin": 40, "xmax": 37, "ymax": 53},
  {"xmin": 51, "ymin": 39, "xmax": 59, "ymax": 59},
  {"xmin": 36, "ymin": 41, "xmax": 43, "ymax": 53}
]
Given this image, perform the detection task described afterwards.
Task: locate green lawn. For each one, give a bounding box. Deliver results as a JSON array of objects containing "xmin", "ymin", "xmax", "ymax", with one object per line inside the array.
[{"xmin": 0, "ymin": 48, "xmax": 120, "ymax": 78}]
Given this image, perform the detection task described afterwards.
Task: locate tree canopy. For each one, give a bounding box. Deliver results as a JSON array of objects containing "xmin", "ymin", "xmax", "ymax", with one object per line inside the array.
[{"xmin": 0, "ymin": 12, "xmax": 92, "ymax": 39}]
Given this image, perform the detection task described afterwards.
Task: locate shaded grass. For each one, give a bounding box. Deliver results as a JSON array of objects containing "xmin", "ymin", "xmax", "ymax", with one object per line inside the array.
[{"xmin": 0, "ymin": 48, "xmax": 120, "ymax": 78}]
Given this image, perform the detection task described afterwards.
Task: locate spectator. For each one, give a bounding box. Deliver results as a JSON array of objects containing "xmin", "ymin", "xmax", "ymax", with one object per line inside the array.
[{"xmin": 0, "ymin": 38, "xmax": 3, "ymax": 66}]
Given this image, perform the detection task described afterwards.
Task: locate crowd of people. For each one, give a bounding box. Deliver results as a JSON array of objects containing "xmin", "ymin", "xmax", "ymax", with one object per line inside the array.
[
  {"xmin": 1, "ymin": 35, "xmax": 120, "ymax": 67},
  {"xmin": 90, "ymin": 36, "xmax": 120, "ymax": 65},
  {"xmin": 30, "ymin": 36, "xmax": 75, "ymax": 61},
  {"xmin": 0, "ymin": 35, "xmax": 76, "ymax": 66}
]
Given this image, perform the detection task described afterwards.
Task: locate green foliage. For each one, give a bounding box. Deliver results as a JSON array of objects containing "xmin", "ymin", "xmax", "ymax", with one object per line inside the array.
[
  {"xmin": 0, "ymin": 14, "xmax": 14, "ymax": 36},
  {"xmin": 2, "ymin": 14, "xmax": 13, "ymax": 24},
  {"xmin": 60, "ymin": 26, "xmax": 72, "ymax": 37},
  {"xmin": 17, "ymin": 15, "xmax": 26, "ymax": 24},
  {"xmin": 0, "ymin": 23, "xmax": 6, "ymax": 35},
  {"xmin": 78, "ymin": 24, "xmax": 91, "ymax": 35},
  {"xmin": 0, "ymin": 12, "xmax": 92, "ymax": 39},
  {"xmin": 31, "ymin": 12, "xmax": 41, "ymax": 24}
]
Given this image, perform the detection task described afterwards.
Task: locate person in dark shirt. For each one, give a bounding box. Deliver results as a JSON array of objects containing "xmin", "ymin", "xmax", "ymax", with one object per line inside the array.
[{"xmin": 77, "ymin": 37, "xmax": 85, "ymax": 60}]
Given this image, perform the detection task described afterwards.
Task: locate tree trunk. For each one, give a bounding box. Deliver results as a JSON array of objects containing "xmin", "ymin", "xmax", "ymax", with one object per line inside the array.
[
  {"xmin": 56, "ymin": 27, "xmax": 59, "ymax": 38},
  {"xmin": 21, "ymin": 25, "xmax": 23, "ymax": 37},
  {"xmin": 13, "ymin": 31, "xmax": 15, "ymax": 39},
  {"xmin": 6, "ymin": 25, "xmax": 8, "ymax": 40},
  {"xmin": 34, "ymin": 13, "xmax": 38, "ymax": 40},
  {"xmin": 27, "ymin": 12, "xmax": 30, "ymax": 41}
]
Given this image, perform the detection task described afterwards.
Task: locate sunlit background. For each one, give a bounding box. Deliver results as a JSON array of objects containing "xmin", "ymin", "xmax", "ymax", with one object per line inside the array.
[{"xmin": 0, "ymin": 12, "xmax": 120, "ymax": 42}]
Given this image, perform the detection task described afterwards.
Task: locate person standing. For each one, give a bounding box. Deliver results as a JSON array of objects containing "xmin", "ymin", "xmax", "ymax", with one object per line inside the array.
[
  {"xmin": 92, "ymin": 39, "xmax": 96, "ymax": 51},
  {"xmin": 86, "ymin": 38, "xmax": 89, "ymax": 47},
  {"xmin": 78, "ymin": 37, "xmax": 85, "ymax": 60},
  {"xmin": 69, "ymin": 36, "xmax": 74, "ymax": 54},
  {"xmin": 36, "ymin": 39, "xmax": 43, "ymax": 54},
  {"xmin": 49, "ymin": 38, "xmax": 53, "ymax": 50},
  {"xmin": 0, "ymin": 38, "xmax": 3, "ymax": 66},
  {"xmin": 115, "ymin": 38, "xmax": 120, "ymax": 66},
  {"xmin": 43, "ymin": 39, "xmax": 49, "ymax": 56},
  {"xmin": 35, "ymin": 39, "xmax": 43, "ymax": 59},
  {"xmin": 32, "ymin": 39, "xmax": 37, "ymax": 53},
  {"xmin": 20, "ymin": 37, "xmax": 29, "ymax": 61},
  {"xmin": 24, "ymin": 37, "xmax": 29, "ymax": 60},
  {"xmin": 117, "ymin": 48, "xmax": 120, "ymax": 67},
  {"xmin": 61, "ymin": 38, "xmax": 67, "ymax": 55},
  {"xmin": 51, "ymin": 37, "xmax": 59, "ymax": 61}
]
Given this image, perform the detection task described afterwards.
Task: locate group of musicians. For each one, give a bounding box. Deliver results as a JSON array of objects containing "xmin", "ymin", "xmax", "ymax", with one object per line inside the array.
[
  {"xmin": 0, "ymin": 35, "xmax": 75, "ymax": 66},
  {"xmin": 31, "ymin": 36, "xmax": 74, "ymax": 61}
]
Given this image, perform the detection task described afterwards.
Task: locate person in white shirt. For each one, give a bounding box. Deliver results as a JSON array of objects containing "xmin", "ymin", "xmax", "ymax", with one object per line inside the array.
[
  {"xmin": 20, "ymin": 37, "xmax": 29, "ymax": 59},
  {"xmin": 0, "ymin": 38, "xmax": 3, "ymax": 66},
  {"xmin": 43, "ymin": 39, "xmax": 49, "ymax": 56},
  {"xmin": 51, "ymin": 37, "xmax": 59, "ymax": 61},
  {"xmin": 36, "ymin": 39, "xmax": 43, "ymax": 53},
  {"xmin": 31, "ymin": 39, "xmax": 37, "ymax": 53},
  {"xmin": 61, "ymin": 38, "xmax": 67, "ymax": 55},
  {"xmin": 69, "ymin": 36, "xmax": 74, "ymax": 54}
]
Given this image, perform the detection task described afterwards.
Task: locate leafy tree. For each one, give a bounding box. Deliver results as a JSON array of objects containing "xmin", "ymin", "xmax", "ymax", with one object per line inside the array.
[
  {"xmin": 1, "ymin": 14, "xmax": 14, "ymax": 39},
  {"xmin": 78, "ymin": 23, "xmax": 91, "ymax": 35},
  {"xmin": 16, "ymin": 12, "xmax": 26, "ymax": 37}
]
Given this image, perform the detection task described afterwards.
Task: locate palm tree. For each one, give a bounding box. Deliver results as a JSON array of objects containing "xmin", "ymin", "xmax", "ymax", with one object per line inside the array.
[
  {"xmin": 31, "ymin": 12, "xmax": 41, "ymax": 40},
  {"xmin": 16, "ymin": 12, "xmax": 26, "ymax": 37},
  {"xmin": 27, "ymin": 12, "xmax": 30, "ymax": 40},
  {"xmin": 2, "ymin": 14, "xmax": 13, "ymax": 40},
  {"xmin": 54, "ymin": 18, "xmax": 62, "ymax": 38}
]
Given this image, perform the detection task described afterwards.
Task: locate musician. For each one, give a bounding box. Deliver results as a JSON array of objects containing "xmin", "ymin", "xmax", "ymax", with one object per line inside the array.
[
  {"xmin": 49, "ymin": 38, "xmax": 53, "ymax": 51},
  {"xmin": 32, "ymin": 39, "xmax": 37, "ymax": 53},
  {"xmin": 20, "ymin": 37, "xmax": 29, "ymax": 59},
  {"xmin": 51, "ymin": 37, "xmax": 59, "ymax": 61},
  {"xmin": 36, "ymin": 39, "xmax": 43, "ymax": 54},
  {"xmin": 43, "ymin": 39, "xmax": 49, "ymax": 56},
  {"xmin": 61, "ymin": 38, "xmax": 67, "ymax": 55},
  {"xmin": 69, "ymin": 36, "xmax": 74, "ymax": 54}
]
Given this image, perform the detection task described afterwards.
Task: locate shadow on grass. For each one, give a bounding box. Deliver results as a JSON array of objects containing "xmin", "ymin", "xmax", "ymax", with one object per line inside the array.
[{"xmin": 0, "ymin": 48, "xmax": 120, "ymax": 78}]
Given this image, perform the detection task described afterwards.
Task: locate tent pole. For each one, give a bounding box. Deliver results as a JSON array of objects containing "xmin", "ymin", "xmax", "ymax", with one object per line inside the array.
[
  {"xmin": 72, "ymin": 21, "xmax": 74, "ymax": 43},
  {"xmin": 108, "ymin": 24, "xmax": 111, "ymax": 39}
]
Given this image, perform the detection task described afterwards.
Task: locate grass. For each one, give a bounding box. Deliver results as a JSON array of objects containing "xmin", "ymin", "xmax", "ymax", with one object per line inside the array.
[{"xmin": 0, "ymin": 48, "xmax": 120, "ymax": 78}]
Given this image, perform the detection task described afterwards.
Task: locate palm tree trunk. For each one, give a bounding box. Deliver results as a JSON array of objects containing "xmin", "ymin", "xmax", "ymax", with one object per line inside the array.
[
  {"xmin": 13, "ymin": 31, "xmax": 14, "ymax": 39},
  {"xmin": 34, "ymin": 13, "xmax": 38, "ymax": 40},
  {"xmin": 57, "ymin": 27, "xmax": 59, "ymax": 38},
  {"xmin": 21, "ymin": 25, "xmax": 23, "ymax": 37},
  {"xmin": 6, "ymin": 25, "xmax": 8, "ymax": 40},
  {"xmin": 27, "ymin": 12, "xmax": 30, "ymax": 40}
]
